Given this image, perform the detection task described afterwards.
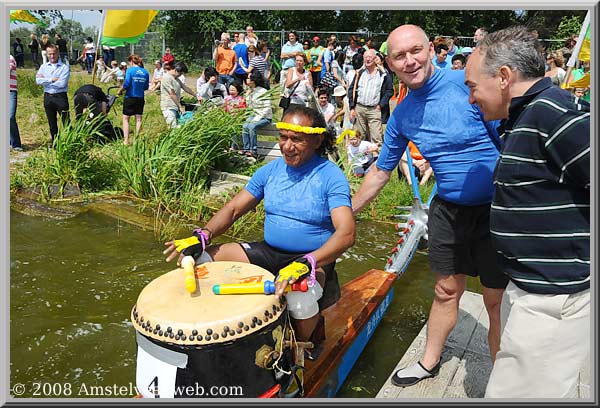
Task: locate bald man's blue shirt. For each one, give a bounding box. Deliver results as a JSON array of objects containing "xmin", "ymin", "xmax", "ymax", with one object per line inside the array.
[{"xmin": 377, "ymin": 68, "xmax": 500, "ymax": 205}]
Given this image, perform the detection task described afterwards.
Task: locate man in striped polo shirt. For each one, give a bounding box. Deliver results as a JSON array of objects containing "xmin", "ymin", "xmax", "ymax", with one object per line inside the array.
[
  {"xmin": 9, "ymin": 54, "xmax": 23, "ymax": 151},
  {"xmin": 465, "ymin": 26, "xmax": 590, "ymax": 398}
]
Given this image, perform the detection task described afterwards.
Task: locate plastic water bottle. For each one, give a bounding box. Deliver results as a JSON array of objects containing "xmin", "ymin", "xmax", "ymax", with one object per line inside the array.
[{"xmin": 285, "ymin": 281, "xmax": 323, "ymax": 319}]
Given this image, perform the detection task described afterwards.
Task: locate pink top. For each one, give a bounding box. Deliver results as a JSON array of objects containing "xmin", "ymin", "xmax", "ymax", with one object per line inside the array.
[
  {"xmin": 224, "ymin": 95, "xmax": 247, "ymax": 112},
  {"xmin": 10, "ymin": 55, "xmax": 17, "ymax": 91}
]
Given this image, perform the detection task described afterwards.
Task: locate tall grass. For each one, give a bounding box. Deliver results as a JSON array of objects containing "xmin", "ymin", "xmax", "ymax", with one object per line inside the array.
[
  {"xmin": 118, "ymin": 102, "xmax": 251, "ymax": 236},
  {"xmin": 11, "ymin": 115, "xmax": 120, "ymax": 199}
]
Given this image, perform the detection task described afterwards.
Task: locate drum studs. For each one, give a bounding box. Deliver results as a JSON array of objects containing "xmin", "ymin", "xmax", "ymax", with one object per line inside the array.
[
  {"xmin": 192, "ymin": 329, "xmax": 198, "ymax": 336},
  {"xmin": 167, "ymin": 327, "xmax": 172, "ymax": 333},
  {"xmin": 181, "ymin": 334, "xmax": 186, "ymax": 341},
  {"xmin": 236, "ymin": 328, "xmax": 242, "ymax": 334},
  {"xmin": 206, "ymin": 329, "xmax": 213, "ymax": 336},
  {"xmin": 257, "ymin": 319, "xmax": 263, "ymax": 325},
  {"xmin": 244, "ymin": 325, "xmax": 249, "ymax": 331},
  {"xmin": 222, "ymin": 331, "xmax": 227, "ymax": 338},
  {"xmin": 140, "ymin": 317, "xmax": 144, "ymax": 323},
  {"xmin": 212, "ymin": 333, "xmax": 219, "ymax": 340},
  {"xmin": 251, "ymin": 322, "xmax": 256, "ymax": 328},
  {"xmin": 264, "ymin": 311, "xmax": 269, "ymax": 316},
  {"xmin": 175, "ymin": 335, "xmax": 180, "ymax": 340},
  {"xmin": 158, "ymin": 330, "xmax": 163, "ymax": 336},
  {"xmin": 197, "ymin": 335, "xmax": 203, "ymax": 341},
  {"xmin": 238, "ymin": 322, "xmax": 244, "ymax": 328},
  {"xmin": 223, "ymin": 326, "xmax": 229, "ymax": 332},
  {"xmin": 153, "ymin": 329, "xmax": 158, "ymax": 335},
  {"xmin": 229, "ymin": 329, "xmax": 235, "ymax": 336},
  {"xmin": 155, "ymin": 324, "xmax": 160, "ymax": 330},
  {"xmin": 252, "ymin": 317, "xmax": 258, "ymax": 323},
  {"xmin": 169, "ymin": 333, "xmax": 174, "ymax": 339},
  {"xmin": 189, "ymin": 335, "xmax": 194, "ymax": 341}
]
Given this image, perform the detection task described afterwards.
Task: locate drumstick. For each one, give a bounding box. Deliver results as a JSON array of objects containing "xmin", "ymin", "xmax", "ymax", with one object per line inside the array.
[
  {"xmin": 212, "ymin": 279, "xmax": 308, "ymax": 295},
  {"xmin": 182, "ymin": 256, "xmax": 197, "ymax": 293}
]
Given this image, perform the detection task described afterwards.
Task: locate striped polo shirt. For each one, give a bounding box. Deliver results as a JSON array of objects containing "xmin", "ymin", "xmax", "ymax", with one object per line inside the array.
[{"xmin": 491, "ymin": 77, "xmax": 590, "ymax": 295}]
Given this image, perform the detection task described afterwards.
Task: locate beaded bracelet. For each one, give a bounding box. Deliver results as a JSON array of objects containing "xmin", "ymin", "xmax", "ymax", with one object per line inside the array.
[{"xmin": 302, "ymin": 253, "xmax": 317, "ymax": 288}]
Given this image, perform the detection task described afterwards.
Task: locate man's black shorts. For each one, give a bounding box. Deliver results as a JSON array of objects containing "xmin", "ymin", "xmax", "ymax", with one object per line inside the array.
[
  {"xmin": 122, "ymin": 97, "xmax": 145, "ymax": 116},
  {"xmin": 428, "ymin": 195, "xmax": 508, "ymax": 289},
  {"xmin": 239, "ymin": 241, "xmax": 341, "ymax": 310}
]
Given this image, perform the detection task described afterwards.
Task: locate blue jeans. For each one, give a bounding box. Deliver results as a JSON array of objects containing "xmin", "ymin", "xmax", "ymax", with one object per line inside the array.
[
  {"xmin": 218, "ymin": 74, "xmax": 234, "ymax": 89},
  {"xmin": 85, "ymin": 54, "xmax": 95, "ymax": 73},
  {"xmin": 242, "ymin": 117, "xmax": 270, "ymax": 153},
  {"xmin": 10, "ymin": 91, "xmax": 22, "ymax": 148}
]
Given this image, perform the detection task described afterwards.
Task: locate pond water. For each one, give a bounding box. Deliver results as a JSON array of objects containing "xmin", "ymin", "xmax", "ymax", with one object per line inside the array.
[{"xmin": 10, "ymin": 208, "xmax": 482, "ymax": 399}]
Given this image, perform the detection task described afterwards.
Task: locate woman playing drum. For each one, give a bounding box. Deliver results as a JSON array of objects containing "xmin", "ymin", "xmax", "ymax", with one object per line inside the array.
[{"xmin": 163, "ymin": 105, "xmax": 355, "ymax": 351}]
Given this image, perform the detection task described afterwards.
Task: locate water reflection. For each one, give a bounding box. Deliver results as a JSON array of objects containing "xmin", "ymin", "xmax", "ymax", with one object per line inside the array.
[{"xmin": 10, "ymin": 209, "xmax": 480, "ymax": 398}]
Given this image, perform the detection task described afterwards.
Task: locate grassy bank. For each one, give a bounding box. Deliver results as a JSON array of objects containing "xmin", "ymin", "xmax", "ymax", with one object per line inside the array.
[{"xmin": 10, "ymin": 69, "xmax": 434, "ymax": 241}]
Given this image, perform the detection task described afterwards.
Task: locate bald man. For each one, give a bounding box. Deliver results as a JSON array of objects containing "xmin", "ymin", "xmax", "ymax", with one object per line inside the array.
[{"xmin": 352, "ymin": 24, "xmax": 507, "ymax": 387}]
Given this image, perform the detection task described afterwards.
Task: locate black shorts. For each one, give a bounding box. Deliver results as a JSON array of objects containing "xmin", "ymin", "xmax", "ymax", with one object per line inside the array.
[
  {"xmin": 428, "ymin": 196, "xmax": 508, "ymax": 289},
  {"xmin": 122, "ymin": 97, "xmax": 145, "ymax": 116},
  {"xmin": 239, "ymin": 241, "xmax": 341, "ymax": 310}
]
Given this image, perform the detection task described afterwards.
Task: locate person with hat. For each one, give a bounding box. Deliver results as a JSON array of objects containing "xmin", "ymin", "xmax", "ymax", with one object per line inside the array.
[
  {"xmin": 332, "ymin": 85, "xmax": 352, "ymax": 130},
  {"xmin": 308, "ymin": 36, "xmax": 325, "ymax": 89},
  {"xmin": 116, "ymin": 61, "xmax": 127, "ymax": 84}
]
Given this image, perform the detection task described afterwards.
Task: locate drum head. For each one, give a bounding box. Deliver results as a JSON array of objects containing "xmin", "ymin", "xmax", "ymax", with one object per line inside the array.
[{"xmin": 131, "ymin": 261, "xmax": 286, "ymax": 346}]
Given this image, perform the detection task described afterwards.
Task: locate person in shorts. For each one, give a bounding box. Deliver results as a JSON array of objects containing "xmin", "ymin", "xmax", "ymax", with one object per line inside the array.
[
  {"xmin": 352, "ymin": 24, "xmax": 508, "ymax": 388},
  {"xmin": 118, "ymin": 54, "xmax": 149, "ymax": 145},
  {"xmin": 163, "ymin": 105, "xmax": 354, "ymax": 353}
]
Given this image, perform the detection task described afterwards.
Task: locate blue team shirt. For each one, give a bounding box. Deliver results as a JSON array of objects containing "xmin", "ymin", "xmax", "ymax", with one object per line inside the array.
[
  {"xmin": 377, "ymin": 68, "xmax": 499, "ymax": 206},
  {"xmin": 123, "ymin": 66, "xmax": 149, "ymax": 98},
  {"xmin": 245, "ymin": 155, "xmax": 351, "ymax": 252},
  {"xmin": 233, "ymin": 43, "xmax": 249, "ymax": 75}
]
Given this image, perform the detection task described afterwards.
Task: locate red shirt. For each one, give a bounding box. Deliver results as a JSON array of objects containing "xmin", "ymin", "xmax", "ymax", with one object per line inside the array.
[{"xmin": 162, "ymin": 53, "xmax": 174, "ymax": 65}]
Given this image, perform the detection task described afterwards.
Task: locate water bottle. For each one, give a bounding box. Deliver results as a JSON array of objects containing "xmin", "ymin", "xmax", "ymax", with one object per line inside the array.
[{"xmin": 285, "ymin": 281, "xmax": 323, "ymax": 319}]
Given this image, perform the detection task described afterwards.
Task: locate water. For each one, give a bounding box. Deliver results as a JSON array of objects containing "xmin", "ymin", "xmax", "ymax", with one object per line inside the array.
[{"xmin": 10, "ymin": 208, "xmax": 482, "ymax": 398}]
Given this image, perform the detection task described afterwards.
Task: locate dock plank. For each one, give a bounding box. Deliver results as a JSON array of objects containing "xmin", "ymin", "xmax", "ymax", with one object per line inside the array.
[
  {"xmin": 377, "ymin": 291, "xmax": 488, "ymax": 399},
  {"xmin": 377, "ymin": 290, "xmax": 590, "ymax": 399}
]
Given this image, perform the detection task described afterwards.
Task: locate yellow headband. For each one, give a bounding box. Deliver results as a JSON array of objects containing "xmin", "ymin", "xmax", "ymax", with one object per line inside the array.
[{"xmin": 276, "ymin": 122, "xmax": 326, "ymax": 135}]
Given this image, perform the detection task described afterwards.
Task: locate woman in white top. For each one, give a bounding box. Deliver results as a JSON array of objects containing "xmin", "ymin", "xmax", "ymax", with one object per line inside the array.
[
  {"xmin": 242, "ymin": 70, "xmax": 273, "ymax": 156},
  {"xmin": 149, "ymin": 60, "xmax": 164, "ymax": 91},
  {"xmin": 285, "ymin": 54, "xmax": 313, "ymax": 108},
  {"xmin": 544, "ymin": 50, "xmax": 566, "ymax": 86}
]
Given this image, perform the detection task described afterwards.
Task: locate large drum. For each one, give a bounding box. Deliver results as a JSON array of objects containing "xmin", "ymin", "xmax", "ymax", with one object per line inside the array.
[{"xmin": 132, "ymin": 261, "xmax": 288, "ymax": 398}]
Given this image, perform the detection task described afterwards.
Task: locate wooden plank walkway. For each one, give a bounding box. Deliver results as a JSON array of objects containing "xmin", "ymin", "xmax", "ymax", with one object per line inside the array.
[{"xmin": 377, "ymin": 291, "xmax": 590, "ymax": 399}]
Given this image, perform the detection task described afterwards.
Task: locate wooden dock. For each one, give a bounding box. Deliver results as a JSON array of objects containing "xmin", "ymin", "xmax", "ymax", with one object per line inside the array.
[{"xmin": 377, "ymin": 291, "xmax": 590, "ymax": 399}]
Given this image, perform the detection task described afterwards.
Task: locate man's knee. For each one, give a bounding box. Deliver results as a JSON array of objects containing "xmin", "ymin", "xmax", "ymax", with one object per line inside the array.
[
  {"xmin": 483, "ymin": 287, "xmax": 504, "ymax": 316},
  {"xmin": 433, "ymin": 275, "xmax": 465, "ymax": 302}
]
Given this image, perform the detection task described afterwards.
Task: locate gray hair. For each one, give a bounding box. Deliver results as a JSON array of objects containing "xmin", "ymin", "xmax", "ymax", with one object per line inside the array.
[{"xmin": 478, "ymin": 25, "xmax": 545, "ymax": 80}]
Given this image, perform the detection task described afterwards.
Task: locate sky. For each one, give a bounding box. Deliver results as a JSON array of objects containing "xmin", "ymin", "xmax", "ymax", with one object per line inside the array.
[{"xmin": 10, "ymin": 9, "xmax": 104, "ymax": 31}]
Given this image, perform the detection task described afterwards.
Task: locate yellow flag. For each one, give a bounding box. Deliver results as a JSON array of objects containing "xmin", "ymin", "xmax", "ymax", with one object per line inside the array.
[
  {"xmin": 101, "ymin": 10, "xmax": 158, "ymax": 47},
  {"xmin": 566, "ymin": 73, "xmax": 590, "ymax": 89}
]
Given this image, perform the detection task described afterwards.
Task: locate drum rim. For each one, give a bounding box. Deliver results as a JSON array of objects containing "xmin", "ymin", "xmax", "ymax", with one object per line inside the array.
[{"xmin": 131, "ymin": 261, "xmax": 288, "ymax": 346}]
